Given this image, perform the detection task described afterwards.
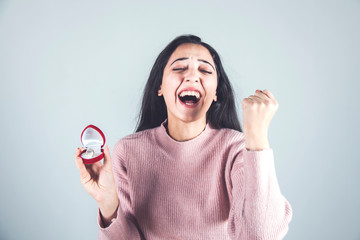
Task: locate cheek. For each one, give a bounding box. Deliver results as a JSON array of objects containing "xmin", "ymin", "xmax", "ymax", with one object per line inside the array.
[
  {"xmin": 204, "ymin": 79, "xmax": 218, "ymax": 97},
  {"xmin": 161, "ymin": 81, "xmax": 179, "ymax": 102}
]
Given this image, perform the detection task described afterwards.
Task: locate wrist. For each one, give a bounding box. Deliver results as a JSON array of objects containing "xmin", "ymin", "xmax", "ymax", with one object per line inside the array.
[
  {"xmin": 244, "ymin": 132, "xmax": 270, "ymax": 151},
  {"xmin": 98, "ymin": 197, "xmax": 119, "ymax": 221}
]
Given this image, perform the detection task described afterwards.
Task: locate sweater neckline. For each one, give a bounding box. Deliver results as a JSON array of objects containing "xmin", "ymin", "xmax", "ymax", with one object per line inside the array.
[{"xmin": 156, "ymin": 120, "xmax": 213, "ymax": 148}]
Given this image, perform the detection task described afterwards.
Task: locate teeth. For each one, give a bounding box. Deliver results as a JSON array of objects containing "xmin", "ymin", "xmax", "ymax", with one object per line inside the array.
[{"xmin": 179, "ymin": 90, "xmax": 200, "ymax": 99}]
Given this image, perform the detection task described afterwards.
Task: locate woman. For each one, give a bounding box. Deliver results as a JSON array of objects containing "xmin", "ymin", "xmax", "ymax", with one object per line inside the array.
[{"xmin": 75, "ymin": 35, "xmax": 292, "ymax": 240}]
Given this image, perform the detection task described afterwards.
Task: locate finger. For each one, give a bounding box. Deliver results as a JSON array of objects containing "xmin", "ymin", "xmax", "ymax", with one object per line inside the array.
[
  {"xmin": 75, "ymin": 148, "xmax": 91, "ymax": 181},
  {"xmin": 248, "ymin": 95, "xmax": 267, "ymax": 103},
  {"xmin": 261, "ymin": 89, "xmax": 275, "ymax": 100},
  {"xmin": 261, "ymin": 90, "xmax": 278, "ymax": 109},
  {"xmin": 252, "ymin": 93, "xmax": 271, "ymax": 105},
  {"xmin": 74, "ymin": 147, "xmax": 84, "ymax": 165},
  {"xmin": 74, "ymin": 147, "xmax": 84, "ymax": 158},
  {"xmin": 103, "ymin": 146, "xmax": 112, "ymax": 171},
  {"xmin": 242, "ymin": 97, "xmax": 253, "ymax": 109},
  {"xmin": 254, "ymin": 90, "xmax": 270, "ymax": 101}
]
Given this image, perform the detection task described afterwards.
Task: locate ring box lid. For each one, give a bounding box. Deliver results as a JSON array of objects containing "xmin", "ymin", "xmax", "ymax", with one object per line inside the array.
[{"xmin": 81, "ymin": 125, "xmax": 106, "ymax": 148}]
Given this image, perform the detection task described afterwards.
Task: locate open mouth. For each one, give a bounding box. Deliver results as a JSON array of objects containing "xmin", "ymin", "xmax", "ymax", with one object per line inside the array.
[{"xmin": 178, "ymin": 90, "xmax": 201, "ymax": 106}]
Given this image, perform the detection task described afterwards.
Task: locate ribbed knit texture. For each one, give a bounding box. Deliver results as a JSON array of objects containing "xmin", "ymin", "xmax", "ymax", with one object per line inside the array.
[{"xmin": 98, "ymin": 122, "xmax": 292, "ymax": 240}]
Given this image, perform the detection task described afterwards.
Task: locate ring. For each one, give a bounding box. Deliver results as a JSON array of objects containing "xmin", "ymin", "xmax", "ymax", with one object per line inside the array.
[{"xmin": 85, "ymin": 148, "xmax": 95, "ymax": 158}]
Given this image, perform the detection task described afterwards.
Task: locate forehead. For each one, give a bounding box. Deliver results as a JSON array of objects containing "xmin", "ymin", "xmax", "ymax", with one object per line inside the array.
[{"xmin": 168, "ymin": 43, "xmax": 214, "ymax": 65}]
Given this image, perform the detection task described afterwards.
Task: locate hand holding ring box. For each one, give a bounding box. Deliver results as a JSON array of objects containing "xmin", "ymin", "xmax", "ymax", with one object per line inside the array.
[{"xmin": 80, "ymin": 125, "xmax": 106, "ymax": 164}]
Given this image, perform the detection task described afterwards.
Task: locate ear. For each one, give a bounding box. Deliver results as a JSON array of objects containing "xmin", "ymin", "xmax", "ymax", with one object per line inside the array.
[
  {"xmin": 213, "ymin": 94, "xmax": 217, "ymax": 102},
  {"xmin": 158, "ymin": 85, "xmax": 163, "ymax": 96}
]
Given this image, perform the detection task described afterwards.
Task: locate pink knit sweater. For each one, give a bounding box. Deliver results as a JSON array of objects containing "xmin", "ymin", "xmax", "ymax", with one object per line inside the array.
[{"xmin": 98, "ymin": 122, "xmax": 292, "ymax": 240}]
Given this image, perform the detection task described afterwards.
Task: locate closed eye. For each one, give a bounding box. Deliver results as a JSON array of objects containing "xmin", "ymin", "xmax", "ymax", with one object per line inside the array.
[
  {"xmin": 173, "ymin": 68, "xmax": 187, "ymax": 71},
  {"xmin": 173, "ymin": 67, "xmax": 212, "ymax": 74},
  {"xmin": 200, "ymin": 69, "xmax": 212, "ymax": 74}
]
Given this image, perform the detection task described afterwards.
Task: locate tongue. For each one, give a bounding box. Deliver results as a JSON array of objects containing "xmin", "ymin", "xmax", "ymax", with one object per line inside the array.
[
  {"xmin": 180, "ymin": 95, "xmax": 198, "ymax": 105},
  {"xmin": 184, "ymin": 100, "xmax": 195, "ymax": 105}
]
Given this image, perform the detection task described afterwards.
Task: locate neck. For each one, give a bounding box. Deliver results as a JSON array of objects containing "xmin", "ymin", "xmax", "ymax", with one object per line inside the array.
[{"xmin": 166, "ymin": 117, "xmax": 207, "ymax": 142}]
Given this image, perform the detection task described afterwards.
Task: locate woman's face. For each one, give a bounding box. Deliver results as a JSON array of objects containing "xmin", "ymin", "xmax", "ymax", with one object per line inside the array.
[{"xmin": 159, "ymin": 43, "xmax": 218, "ymax": 123}]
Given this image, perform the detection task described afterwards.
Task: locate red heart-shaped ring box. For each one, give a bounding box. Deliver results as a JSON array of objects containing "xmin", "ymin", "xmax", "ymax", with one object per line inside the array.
[{"xmin": 80, "ymin": 125, "xmax": 106, "ymax": 164}]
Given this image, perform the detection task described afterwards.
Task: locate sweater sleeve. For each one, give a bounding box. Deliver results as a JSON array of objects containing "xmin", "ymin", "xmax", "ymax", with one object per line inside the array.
[
  {"xmin": 97, "ymin": 141, "xmax": 143, "ymax": 240},
  {"xmin": 227, "ymin": 149, "xmax": 292, "ymax": 240}
]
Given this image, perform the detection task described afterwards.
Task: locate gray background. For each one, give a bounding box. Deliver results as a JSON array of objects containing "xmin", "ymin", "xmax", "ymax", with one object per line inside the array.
[{"xmin": 0, "ymin": 0, "xmax": 359, "ymax": 239}]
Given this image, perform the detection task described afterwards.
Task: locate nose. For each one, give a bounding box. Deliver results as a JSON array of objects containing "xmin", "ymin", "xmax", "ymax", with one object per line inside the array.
[
  {"xmin": 185, "ymin": 78, "xmax": 199, "ymax": 83},
  {"xmin": 184, "ymin": 68, "xmax": 199, "ymax": 83}
]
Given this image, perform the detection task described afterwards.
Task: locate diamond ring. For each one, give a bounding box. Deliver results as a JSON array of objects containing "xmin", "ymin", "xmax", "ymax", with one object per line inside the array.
[{"xmin": 85, "ymin": 148, "xmax": 95, "ymax": 158}]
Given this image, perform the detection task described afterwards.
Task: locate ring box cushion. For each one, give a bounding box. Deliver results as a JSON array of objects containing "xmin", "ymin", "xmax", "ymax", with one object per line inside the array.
[{"xmin": 80, "ymin": 125, "xmax": 105, "ymax": 164}]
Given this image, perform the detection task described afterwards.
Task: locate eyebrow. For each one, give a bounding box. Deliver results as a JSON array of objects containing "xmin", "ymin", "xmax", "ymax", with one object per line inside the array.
[{"xmin": 170, "ymin": 57, "xmax": 215, "ymax": 70}]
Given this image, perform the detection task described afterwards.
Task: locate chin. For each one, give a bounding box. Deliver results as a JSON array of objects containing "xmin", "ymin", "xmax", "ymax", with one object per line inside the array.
[
  {"xmin": 167, "ymin": 101, "xmax": 211, "ymax": 123},
  {"xmin": 175, "ymin": 111, "xmax": 207, "ymax": 123}
]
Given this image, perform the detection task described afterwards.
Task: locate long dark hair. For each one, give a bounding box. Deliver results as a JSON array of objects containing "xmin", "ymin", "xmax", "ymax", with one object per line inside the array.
[{"xmin": 136, "ymin": 34, "xmax": 242, "ymax": 132}]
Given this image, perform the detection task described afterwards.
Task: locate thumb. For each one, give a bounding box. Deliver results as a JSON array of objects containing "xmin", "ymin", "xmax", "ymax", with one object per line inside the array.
[{"xmin": 103, "ymin": 145, "xmax": 112, "ymax": 171}]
